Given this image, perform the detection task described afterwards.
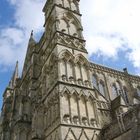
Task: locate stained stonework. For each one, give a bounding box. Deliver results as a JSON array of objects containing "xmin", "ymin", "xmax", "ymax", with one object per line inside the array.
[{"xmin": 0, "ymin": 0, "xmax": 140, "ymax": 140}]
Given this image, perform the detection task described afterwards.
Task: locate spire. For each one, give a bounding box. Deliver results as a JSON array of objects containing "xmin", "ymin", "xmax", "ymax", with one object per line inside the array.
[
  {"xmin": 29, "ymin": 30, "xmax": 36, "ymax": 46},
  {"xmin": 9, "ymin": 61, "xmax": 19, "ymax": 88}
]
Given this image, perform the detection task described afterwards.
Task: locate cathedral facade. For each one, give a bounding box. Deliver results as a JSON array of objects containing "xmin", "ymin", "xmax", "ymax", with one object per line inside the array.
[{"xmin": 0, "ymin": 0, "xmax": 140, "ymax": 140}]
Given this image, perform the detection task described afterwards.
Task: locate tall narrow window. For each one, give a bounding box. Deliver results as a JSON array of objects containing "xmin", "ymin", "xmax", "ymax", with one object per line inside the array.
[
  {"xmin": 112, "ymin": 84, "xmax": 118, "ymax": 99},
  {"xmin": 123, "ymin": 87, "xmax": 129, "ymax": 103},
  {"xmin": 67, "ymin": 61, "xmax": 73, "ymax": 78},
  {"xmin": 137, "ymin": 87, "xmax": 140, "ymax": 96},
  {"xmin": 99, "ymin": 81, "xmax": 105, "ymax": 96},
  {"xmin": 116, "ymin": 81, "xmax": 122, "ymax": 95},
  {"xmin": 92, "ymin": 75, "xmax": 98, "ymax": 89}
]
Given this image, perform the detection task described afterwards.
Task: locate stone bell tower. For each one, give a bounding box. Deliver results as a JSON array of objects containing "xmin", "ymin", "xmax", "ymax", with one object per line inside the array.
[
  {"xmin": 42, "ymin": 0, "xmax": 90, "ymax": 84},
  {"xmin": 1, "ymin": 0, "xmax": 140, "ymax": 140},
  {"xmin": 37, "ymin": 0, "xmax": 101, "ymax": 139}
]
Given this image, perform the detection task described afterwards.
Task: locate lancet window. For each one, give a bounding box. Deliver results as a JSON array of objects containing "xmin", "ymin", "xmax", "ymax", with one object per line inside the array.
[
  {"xmin": 92, "ymin": 75, "xmax": 98, "ymax": 89},
  {"xmin": 116, "ymin": 81, "xmax": 122, "ymax": 95},
  {"xmin": 99, "ymin": 81, "xmax": 105, "ymax": 96},
  {"xmin": 123, "ymin": 86, "xmax": 129, "ymax": 103},
  {"xmin": 137, "ymin": 86, "xmax": 140, "ymax": 96},
  {"xmin": 112, "ymin": 84, "xmax": 118, "ymax": 99}
]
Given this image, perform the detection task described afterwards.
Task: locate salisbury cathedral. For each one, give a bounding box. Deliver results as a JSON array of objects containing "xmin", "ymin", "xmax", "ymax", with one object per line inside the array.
[{"xmin": 0, "ymin": 0, "xmax": 140, "ymax": 140}]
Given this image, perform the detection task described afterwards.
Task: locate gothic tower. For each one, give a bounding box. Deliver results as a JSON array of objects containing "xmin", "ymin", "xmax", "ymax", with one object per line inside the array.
[
  {"xmin": 1, "ymin": 0, "xmax": 140, "ymax": 140},
  {"xmin": 37, "ymin": 0, "xmax": 102, "ymax": 139}
]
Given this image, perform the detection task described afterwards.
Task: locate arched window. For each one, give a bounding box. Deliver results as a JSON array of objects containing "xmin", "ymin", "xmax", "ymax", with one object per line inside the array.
[
  {"xmin": 60, "ymin": 59, "xmax": 66, "ymax": 77},
  {"xmin": 116, "ymin": 81, "xmax": 122, "ymax": 95},
  {"xmin": 99, "ymin": 81, "xmax": 105, "ymax": 96},
  {"xmin": 67, "ymin": 61, "xmax": 73, "ymax": 78},
  {"xmin": 137, "ymin": 87, "xmax": 140, "ymax": 96},
  {"xmin": 92, "ymin": 75, "xmax": 98, "ymax": 89},
  {"xmin": 123, "ymin": 86, "xmax": 129, "ymax": 103},
  {"xmin": 112, "ymin": 84, "xmax": 118, "ymax": 99}
]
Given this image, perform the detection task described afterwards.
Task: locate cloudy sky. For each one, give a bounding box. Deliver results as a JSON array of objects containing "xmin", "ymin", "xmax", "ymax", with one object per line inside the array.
[{"xmin": 0, "ymin": 0, "xmax": 140, "ymax": 107}]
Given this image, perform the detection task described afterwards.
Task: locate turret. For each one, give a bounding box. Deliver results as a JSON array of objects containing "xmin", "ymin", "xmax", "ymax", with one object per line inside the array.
[
  {"xmin": 28, "ymin": 30, "xmax": 36, "ymax": 46},
  {"xmin": 9, "ymin": 61, "xmax": 19, "ymax": 89}
]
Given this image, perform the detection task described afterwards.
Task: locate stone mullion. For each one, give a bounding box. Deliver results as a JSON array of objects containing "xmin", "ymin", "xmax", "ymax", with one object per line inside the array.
[
  {"xmin": 48, "ymin": 108, "xmax": 51, "ymax": 127},
  {"xmin": 80, "ymin": 64, "xmax": 83, "ymax": 80},
  {"xmin": 19, "ymin": 102, "xmax": 23, "ymax": 117},
  {"xmin": 72, "ymin": 63, "xmax": 75, "ymax": 79},
  {"xmin": 65, "ymin": 60, "xmax": 68, "ymax": 81},
  {"xmin": 103, "ymin": 73, "xmax": 111, "ymax": 100},
  {"xmin": 59, "ymin": 95, "xmax": 63, "ymax": 123},
  {"xmin": 93, "ymin": 101, "xmax": 99, "ymax": 126},
  {"xmin": 73, "ymin": 63, "xmax": 77, "ymax": 82},
  {"xmin": 77, "ymin": 97, "xmax": 81, "ymax": 124},
  {"xmin": 87, "ymin": 68, "xmax": 90, "ymax": 81},
  {"xmin": 58, "ymin": 60, "xmax": 61, "ymax": 81},
  {"xmin": 51, "ymin": 104, "xmax": 54, "ymax": 125},
  {"xmin": 68, "ymin": 96, "xmax": 72, "ymax": 123},
  {"xmin": 67, "ymin": 24, "xmax": 70, "ymax": 35},
  {"xmin": 85, "ymin": 99, "xmax": 90, "ymax": 125},
  {"xmin": 89, "ymin": 70, "xmax": 93, "ymax": 85}
]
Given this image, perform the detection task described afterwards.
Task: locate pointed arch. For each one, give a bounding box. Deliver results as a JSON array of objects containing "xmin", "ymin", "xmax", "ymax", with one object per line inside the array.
[
  {"xmin": 61, "ymin": 86, "xmax": 71, "ymax": 96},
  {"xmin": 58, "ymin": 49, "xmax": 74, "ymax": 61},
  {"xmin": 74, "ymin": 54, "xmax": 89, "ymax": 66},
  {"xmin": 71, "ymin": 88, "xmax": 79, "ymax": 96},
  {"xmin": 66, "ymin": 11, "xmax": 83, "ymax": 30},
  {"xmin": 58, "ymin": 50, "xmax": 75, "ymax": 81},
  {"xmin": 78, "ymin": 130, "xmax": 89, "ymax": 140},
  {"xmin": 61, "ymin": 11, "xmax": 83, "ymax": 37},
  {"xmin": 59, "ymin": 18, "xmax": 69, "ymax": 33},
  {"xmin": 88, "ymin": 91, "xmax": 96, "ymax": 100},
  {"xmin": 79, "ymin": 90, "xmax": 86, "ymax": 97},
  {"xmin": 64, "ymin": 128, "xmax": 77, "ymax": 140}
]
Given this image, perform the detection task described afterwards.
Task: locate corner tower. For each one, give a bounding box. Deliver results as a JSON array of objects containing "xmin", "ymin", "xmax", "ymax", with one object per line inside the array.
[{"xmin": 34, "ymin": 0, "xmax": 102, "ymax": 139}]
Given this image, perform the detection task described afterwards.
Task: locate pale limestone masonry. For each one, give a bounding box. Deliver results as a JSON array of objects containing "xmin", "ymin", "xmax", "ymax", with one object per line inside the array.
[{"xmin": 0, "ymin": 0, "xmax": 140, "ymax": 140}]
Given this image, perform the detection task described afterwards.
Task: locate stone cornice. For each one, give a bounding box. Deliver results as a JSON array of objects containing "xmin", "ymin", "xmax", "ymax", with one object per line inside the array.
[{"xmin": 90, "ymin": 62, "xmax": 140, "ymax": 82}]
